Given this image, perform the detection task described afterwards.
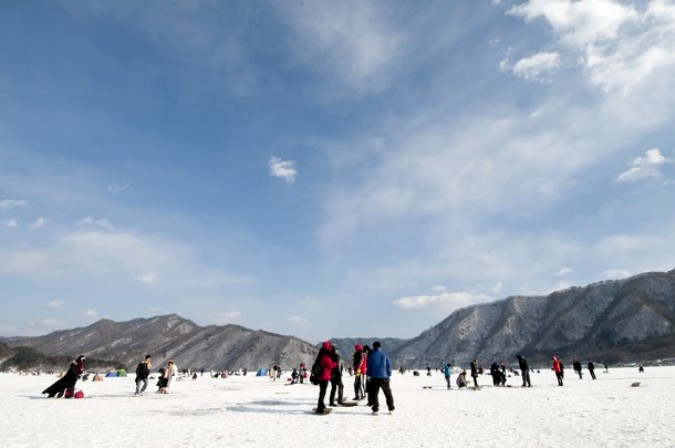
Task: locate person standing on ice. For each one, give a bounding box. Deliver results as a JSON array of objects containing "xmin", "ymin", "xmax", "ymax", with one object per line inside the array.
[
  {"xmin": 587, "ymin": 360, "xmax": 596, "ymax": 380},
  {"xmin": 159, "ymin": 360, "xmax": 177, "ymax": 393},
  {"xmin": 366, "ymin": 341, "xmax": 395, "ymax": 415},
  {"xmin": 329, "ymin": 345, "xmax": 344, "ymax": 406},
  {"xmin": 442, "ymin": 363, "xmax": 452, "ymax": 390},
  {"xmin": 517, "ymin": 355, "xmax": 531, "ymax": 387},
  {"xmin": 134, "ymin": 354, "xmax": 152, "ymax": 396},
  {"xmin": 314, "ymin": 341, "xmax": 335, "ymax": 414},
  {"xmin": 552, "ymin": 356, "xmax": 564, "ymax": 386},
  {"xmin": 352, "ymin": 344, "xmax": 365, "ymax": 400},
  {"xmin": 572, "ymin": 359, "xmax": 583, "ymax": 379},
  {"xmin": 469, "ymin": 359, "xmax": 480, "ymax": 388}
]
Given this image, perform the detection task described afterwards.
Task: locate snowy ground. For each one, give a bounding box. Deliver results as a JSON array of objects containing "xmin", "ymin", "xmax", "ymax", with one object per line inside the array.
[{"xmin": 1, "ymin": 366, "xmax": 673, "ymax": 447}]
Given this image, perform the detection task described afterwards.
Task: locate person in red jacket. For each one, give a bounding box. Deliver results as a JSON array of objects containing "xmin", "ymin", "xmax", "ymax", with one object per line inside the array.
[
  {"xmin": 552, "ymin": 356, "xmax": 563, "ymax": 386},
  {"xmin": 315, "ymin": 341, "xmax": 335, "ymax": 414}
]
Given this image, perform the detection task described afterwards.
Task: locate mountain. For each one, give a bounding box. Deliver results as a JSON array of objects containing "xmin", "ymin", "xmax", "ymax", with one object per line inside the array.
[
  {"xmin": 388, "ymin": 269, "xmax": 675, "ymax": 368},
  {"xmin": 0, "ymin": 314, "xmax": 319, "ymax": 372},
  {"xmin": 328, "ymin": 337, "xmax": 408, "ymax": 364}
]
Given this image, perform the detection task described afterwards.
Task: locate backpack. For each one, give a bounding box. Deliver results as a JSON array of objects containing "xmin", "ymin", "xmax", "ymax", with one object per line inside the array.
[{"xmin": 309, "ymin": 360, "xmax": 322, "ymax": 385}]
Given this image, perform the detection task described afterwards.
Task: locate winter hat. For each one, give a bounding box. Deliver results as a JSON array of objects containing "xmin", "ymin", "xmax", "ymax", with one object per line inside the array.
[
  {"xmin": 322, "ymin": 341, "xmax": 332, "ymax": 351},
  {"xmin": 355, "ymin": 344, "xmax": 362, "ymax": 352},
  {"xmin": 373, "ymin": 341, "xmax": 381, "ymax": 348}
]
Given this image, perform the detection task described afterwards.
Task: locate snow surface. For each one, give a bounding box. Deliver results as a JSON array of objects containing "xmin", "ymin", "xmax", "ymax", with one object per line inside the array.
[{"xmin": 1, "ymin": 366, "xmax": 673, "ymax": 447}]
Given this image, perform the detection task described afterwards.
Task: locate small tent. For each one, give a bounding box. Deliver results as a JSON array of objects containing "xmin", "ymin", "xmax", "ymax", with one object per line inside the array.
[
  {"xmin": 105, "ymin": 371, "xmax": 117, "ymax": 378},
  {"xmin": 256, "ymin": 368, "xmax": 267, "ymax": 377},
  {"xmin": 116, "ymin": 369, "xmax": 127, "ymax": 377}
]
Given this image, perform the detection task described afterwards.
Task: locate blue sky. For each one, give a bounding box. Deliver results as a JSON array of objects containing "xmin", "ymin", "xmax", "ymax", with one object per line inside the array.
[{"xmin": 1, "ymin": 0, "xmax": 674, "ymax": 342}]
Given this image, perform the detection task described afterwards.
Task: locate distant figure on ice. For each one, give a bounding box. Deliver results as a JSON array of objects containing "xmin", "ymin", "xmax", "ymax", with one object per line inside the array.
[
  {"xmin": 517, "ymin": 355, "xmax": 531, "ymax": 387},
  {"xmin": 329, "ymin": 345, "xmax": 344, "ymax": 406},
  {"xmin": 470, "ymin": 360, "xmax": 480, "ymax": 388},
  {"xmin": 572, "ymin": 359, "xmax": 583, "ymax": 379},
  {"xmin": 135, "ymin": 354, "xmax": 152, "ymax": 396},
  {"xmin": 42, "ymin": 355, "xmax": 85, "ymax": 398},
  {"xmin": 159, "ymin": 360, "xmax": 177, "ymax": 394},
  {"xmin": 299, "ymin": 363, "xmax": 306, "ymax": 384},
  {"xmin": 367, "ymin": 341, "xmax": 395, "ymax": 415},
  {"xmin": 456, "ymin": 370, "xmax": 468, "ymax": 388},
  {"xmin": 587, "ymin": 360, "xmax": 596, "ymax": 380},
  {"xmin": 290, "ymin": 368, "xmax": 299, "ymax": 384},
  {"xmin": 443, "ymin": 363, "xmax": 452, "ymax": 390},
  {"xmin": 314, "ymin": 341, "xmax": 335, "ymax": 414},
  {"xmin": 552, "ymin": 356, "xmax": 563, "ymax": 386},
  {"xmin": 490, "ymin": 362, "xmax": 503, "ymax": 386},
  {"xmin": 362, "ymin": 345, "xmax": 372, "ymax": 405},
  {"xmin": 352, "ymin": 344, "xmax": 365, "ymax": 400}
]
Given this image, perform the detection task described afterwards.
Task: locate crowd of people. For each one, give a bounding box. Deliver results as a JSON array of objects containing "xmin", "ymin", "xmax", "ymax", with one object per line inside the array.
[{"xmin": 41, "ymin": 347, "xmax": 608, "ymax": 414}]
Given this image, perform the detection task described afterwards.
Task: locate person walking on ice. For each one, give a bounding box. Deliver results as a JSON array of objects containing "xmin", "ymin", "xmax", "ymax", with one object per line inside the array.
[
  {"xmin": 367, "ymin": 341, "xmax": 395, "ymax": 415},
  {"xmin": 134, "ymin": 354, "xmax": 152, "ymax": 396}
]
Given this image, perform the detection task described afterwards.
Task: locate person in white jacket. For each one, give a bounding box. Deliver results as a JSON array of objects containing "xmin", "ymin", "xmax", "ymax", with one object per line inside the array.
[{"xmin": 159, "ymin": 360, "xmax": 177, "ymax": 394}]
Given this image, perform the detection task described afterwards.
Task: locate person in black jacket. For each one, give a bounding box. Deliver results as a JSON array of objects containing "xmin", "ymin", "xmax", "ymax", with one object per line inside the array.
[
  {"xmin": 134, "ymin": 355, "xmax": 152, "ymax": 396},
  {"xmin": 470, "ymin": 359, "xmax": 480, "ymax": 388},
  {"xmin": 329, "ymin": 345, "xmax": 344, "ymax": 406},
  {"xmin": 517, "ymin": 355, "xmax": 531, "ymax": 387},
  {"xmin": 42, "ymin": 355, "xmax": 85, "ymax": 398}
]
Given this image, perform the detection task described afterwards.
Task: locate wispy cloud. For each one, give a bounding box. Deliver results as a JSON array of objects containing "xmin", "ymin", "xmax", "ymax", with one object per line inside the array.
[
  {"xmin": 2, "ymin": 219, "xmax": 18, "ymax": 228},
  {"xmin": 616, "ymin": 148, "xmax": 670, "ymax": 182},
  {"xmin": 0, "ymin": 199, "xmax": 28, "ymax": 211},
  {"xmin": 28, "ymin": 217, "xmax": 46, "ymax": 229},
  {"xmin": 602, "ymin": 269, "xmax": 631, "ymax": 279},
  {"xmin": 107, "ymin": 184, "xmax": 130, "ymax": 194},
  {"xmin": 84, "ymin": 310, "xmax": 97, "ymax": 317},
  {"xmin": 76, "ymin": 217, "xmax": 113, "ymax": 230},
  {"xmin": 555, "ymin": 267, "xmax": 573, "ymax": 276},
  {"xmin": 268, "ymin": 156, "xmax": 298, "ymax": 184},
  {"xmin": 502, "ymin": 51, "xmax": 561, "ymax": 82},
  {"xmin": 287, "ymin": 316, "xmax": 308, "ymax": 325},
  {"xmin": 211, "ymin": 311, "xmax": 242, "ymax": 325},
  {"xmin": 48, "ymin": 300, "xmax": 64, "ymax": 308},
  {"xmin": 508, "ymin": 0, "xmax": 675, "ymax": 94},
  {"xmin": 139, "ymin": 272, "xmax": 159, "ymax": 284},
  {"xmin": 393, "ymin": 291, "xmax": 492, "ymax": 311}
]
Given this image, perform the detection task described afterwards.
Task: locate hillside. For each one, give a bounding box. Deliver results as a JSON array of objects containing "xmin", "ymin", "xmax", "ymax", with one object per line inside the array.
[
  {"xmin": 1, "ymin": 315, "xmax": 319, "ymax": 372},
  {"xmin": 389, "ymin": 269, "xmax": 675, "ymax": 367}
]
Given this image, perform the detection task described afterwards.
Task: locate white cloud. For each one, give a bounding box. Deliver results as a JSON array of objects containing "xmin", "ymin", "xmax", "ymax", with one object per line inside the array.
[
  {"xmin": 510, "ymin": 52, "xmax": 561, "ymax": 81},
  {"xmin": 508, "ymin": 0, "xmax": 675, "ymax": 94},
  {"xmin": 76, "ymin": 217, "xmax": 113, "ymax": 230},
  {"xmin": 211, "ymin": 311, "xmax": 241, "ymax": 325},
  {"xmin": 2, "ymin": 219, "xmax": 18, "ymax": 228},
  {"xmin": 0, "ymin": 199, "xmax": 28, "ymax": 210},
  {"xmin": 393, "ymin": 291, "xmax": 492, "ymax": 311},
  {"xmin": 602, "ymin": 269, "xmax": 631, "ymax": 279},
  {"xmin": 48, "ymin": 300, "xmax": 64, "ymax": 308},
  {"xmin": 555, "ymin": 267, "xmax": 573, "ymax": 276},
  {"xmin": 0, "ymin": 324, "xmax": 16, "ymax": 335},
  {"xmin": 268, "ymin": 156, "xmax": 298, "ymax": 184},
  {"xmin": 550, "ymin": 280, "xmax": 572, "ymax": 293},
  {"xmin": 139, "ymin": 272, "xmax": 159, "ymax": 284},
  {"xmin": 26, "ymin": 318, "xmax": 67, "ymax": 335},
  {"xmin": 287, "ymin": 316, "xmax": 308, "ymax": 325},
  {"xmin": 107, "ymin": 184, "xmax": 130, "ymax": 194},
  {"xmin": 492, "ymin": 281, "xmax": 503, "ymax": 294},
  {"xmin": 616, "ymin": 148, "xmax": 670, "ymax": 182},
  {"xmin": 83, "ymin": 310, "xmax": 97, "ymax": 317},
  {"xmin": 280, "ymin": 1, "xmax": 407, "ymax": 94},
  {"xmin": 28, "ymin": 217, "xmax": 46, "ymax": 229}
]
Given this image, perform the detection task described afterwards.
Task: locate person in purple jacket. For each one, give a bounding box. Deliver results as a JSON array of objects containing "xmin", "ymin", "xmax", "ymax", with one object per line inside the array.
[{"xmin": 366, "ymin": 341, "xmax": 395, "ymax": 414}]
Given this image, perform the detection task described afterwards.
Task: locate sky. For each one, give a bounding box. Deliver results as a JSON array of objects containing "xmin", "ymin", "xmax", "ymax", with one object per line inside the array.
[{"xmin": 1, "ymin": 0, "xmax": 674, "ymax": 343}]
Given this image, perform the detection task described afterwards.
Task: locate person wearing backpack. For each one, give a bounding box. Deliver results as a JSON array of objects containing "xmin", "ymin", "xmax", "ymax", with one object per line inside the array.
[{"xmin": 314, "ymin": 341, "xmax": 335, "ymax": 414}]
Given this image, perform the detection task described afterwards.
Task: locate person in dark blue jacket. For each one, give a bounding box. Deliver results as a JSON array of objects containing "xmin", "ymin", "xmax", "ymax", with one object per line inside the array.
[{"xmin": 366, "ymin": 341, "xmax": 395, "ymax": 414}]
